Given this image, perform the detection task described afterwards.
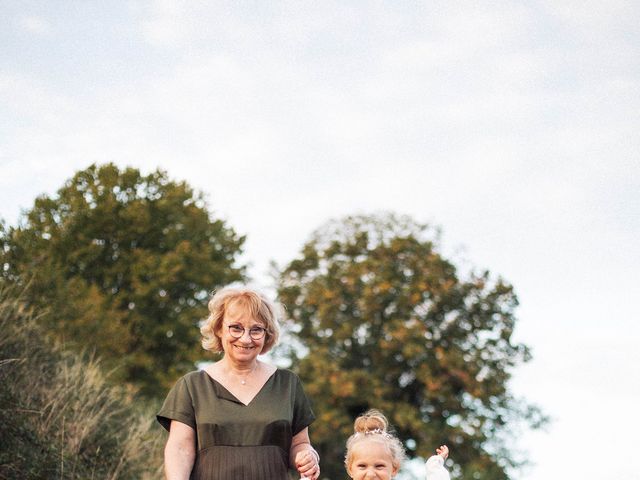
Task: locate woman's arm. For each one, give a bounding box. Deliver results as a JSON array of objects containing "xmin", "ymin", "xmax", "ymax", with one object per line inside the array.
[
  {"xmin": 164, "ymin": 420, "xmax": 196, "ymax": 480},
  {"xmin": 290, "ymin": 427, "xmax": 320, "ymax": 480}
]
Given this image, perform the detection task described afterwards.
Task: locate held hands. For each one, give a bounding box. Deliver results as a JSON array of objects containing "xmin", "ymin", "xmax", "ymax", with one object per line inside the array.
[
  {"xmin": 436, "ymin": 445, "xmax": 449, "ymax": 460},
  {"xmin": 295, "ymin": 448, "xmax": 320, "ymax": 480}
]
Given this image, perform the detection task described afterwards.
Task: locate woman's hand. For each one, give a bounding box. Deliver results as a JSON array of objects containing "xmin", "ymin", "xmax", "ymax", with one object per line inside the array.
[
  {"xmin": 290, "ymin": 427, "xmax": 320, "ymax": 480},
  {"xmin": 294, "ymin": 448, "xmax": 320, "ymax": 479}
]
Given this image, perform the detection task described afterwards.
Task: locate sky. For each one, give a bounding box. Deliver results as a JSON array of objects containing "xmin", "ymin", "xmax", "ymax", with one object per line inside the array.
[{"xmin": 1, "ymin": 1, "xmax": 639, "ymax": 478}]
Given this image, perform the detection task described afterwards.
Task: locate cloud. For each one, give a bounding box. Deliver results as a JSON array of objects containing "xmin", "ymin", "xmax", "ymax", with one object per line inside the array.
[
  {"xmin": 136, "ymin": 0, "xmax": 247, "ymax": 48},
  {"xmin": 2, "ymin": 1, "xmax": 638, "ymax": 256},
  {"xmin": 16, "ymin": 15, "xmax": 52, "ymax": 36}
]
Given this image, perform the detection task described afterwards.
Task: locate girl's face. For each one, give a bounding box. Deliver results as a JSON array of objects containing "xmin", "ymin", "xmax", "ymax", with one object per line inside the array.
[{"xmin": 348, "ymin": 440, "xmax": 398, "ymax": 480}]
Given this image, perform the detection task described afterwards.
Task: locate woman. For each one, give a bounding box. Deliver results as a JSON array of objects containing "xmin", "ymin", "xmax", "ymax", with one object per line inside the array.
[{"xmin": 157, "ymin": 286, "xmax": 320, "ymax": 480}]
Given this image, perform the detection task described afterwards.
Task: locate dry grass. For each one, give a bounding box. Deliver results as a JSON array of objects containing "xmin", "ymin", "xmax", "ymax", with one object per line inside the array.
[{"xmin": 0, "ymin": 284, "xmax": 164, "ymax": 479}]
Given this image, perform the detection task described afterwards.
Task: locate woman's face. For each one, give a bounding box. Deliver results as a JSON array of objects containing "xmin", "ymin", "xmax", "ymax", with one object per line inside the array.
[
  {"xmin": 219, "ymin": 302, "xmax": 266, "ymax": 364},
  {"xmin": 348, "ymin": 440, "xmax": 398, "ymax": 480}
]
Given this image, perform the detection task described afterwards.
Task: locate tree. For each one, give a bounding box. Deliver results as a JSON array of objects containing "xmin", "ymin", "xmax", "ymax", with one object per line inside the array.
[
  {"xmin": 0, "ymin": 163, "xmax": 245, "ymax": 397},
  {"xmin": 277, "ymin": 214, "xmax": 544, "ymax": 480}
]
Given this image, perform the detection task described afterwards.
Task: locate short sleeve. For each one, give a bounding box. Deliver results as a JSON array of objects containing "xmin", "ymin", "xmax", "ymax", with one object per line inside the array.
[
  {"xmin": 157, "ymin": 376, "xmax": 196, "ymax": 431},
  {"xmin": 291, "ymin": 373, "xmax": 315, "ymax": 435}
]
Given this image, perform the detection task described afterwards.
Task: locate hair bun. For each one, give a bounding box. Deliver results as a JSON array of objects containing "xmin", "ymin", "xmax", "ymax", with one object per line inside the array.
[{"xmin": 353, "ymin": 409, "xmax": 389, "ymax": 434}]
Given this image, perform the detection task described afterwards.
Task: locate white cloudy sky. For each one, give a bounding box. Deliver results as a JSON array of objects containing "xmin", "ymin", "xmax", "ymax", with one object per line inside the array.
[{"xmin": 1, "ymin": 1, "xmax": 639, "ymax": 479}]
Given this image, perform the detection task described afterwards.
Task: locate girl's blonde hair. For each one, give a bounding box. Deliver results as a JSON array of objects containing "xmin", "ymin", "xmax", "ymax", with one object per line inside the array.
[
  {"xmin": 344, "ymin": 409, "xmax": 407, "ymax": 472},
  {"xmin": 200, "ymin": 286, "xmax": 281, "ymax": 354}
]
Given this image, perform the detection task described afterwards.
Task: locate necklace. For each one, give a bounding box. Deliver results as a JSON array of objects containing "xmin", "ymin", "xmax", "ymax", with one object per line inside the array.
[{"xmin": 233, "ymin": 362, "xmax": 259, "ymax": 385}]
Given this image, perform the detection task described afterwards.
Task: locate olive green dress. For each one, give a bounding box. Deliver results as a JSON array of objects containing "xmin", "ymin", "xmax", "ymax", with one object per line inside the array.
[{"xmin": 157, "ymin": 369, "xmax": 315, "ymax": 480}]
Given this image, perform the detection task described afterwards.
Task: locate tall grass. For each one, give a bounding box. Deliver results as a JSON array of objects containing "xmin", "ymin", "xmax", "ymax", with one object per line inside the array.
[{"xmin": 0, "ymin": 285, "xmax": 163, "ymax": 479}]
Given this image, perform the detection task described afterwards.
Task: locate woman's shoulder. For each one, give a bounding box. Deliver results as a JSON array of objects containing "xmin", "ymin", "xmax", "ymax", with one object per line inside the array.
[
  {"xmin": 273, "ymin": 367, "xmax": 305, "ymax": 384},
  {"xmin": 175, "ymin": 369, "xmax": 209, "ymax": 386},
  {"xmin": 274, "ymin": 366, "xmax": 295, "ymax": 376}
]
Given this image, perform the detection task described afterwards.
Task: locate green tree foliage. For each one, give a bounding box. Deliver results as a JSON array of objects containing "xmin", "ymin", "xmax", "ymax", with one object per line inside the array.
[
  {"xmin": 0, "ymin": 164, "xmax": 245, "ymax": 397},
  {"xmin": 277, "ymin": 214, "xmax": 544, "ymax": 480},
  {"xmin": 0, "ymin": 284, "xmax": 162, "ymax": 479}
]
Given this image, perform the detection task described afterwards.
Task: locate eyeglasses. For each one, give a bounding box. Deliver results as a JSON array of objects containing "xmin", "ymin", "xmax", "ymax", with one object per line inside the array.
[{"xmin": 227, "ymin": 324, "xmax": 267, "ymax": 340}]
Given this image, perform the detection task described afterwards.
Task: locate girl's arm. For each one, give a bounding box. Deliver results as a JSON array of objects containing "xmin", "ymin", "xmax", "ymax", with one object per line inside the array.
[
  {"xmin": 289, "ymin": 427, "xmax": 320, "ymax": 480},
  {"xmin": 426, "ymin": 445, "xmax": 450, "ymax": 480},
  {"xmin": 164, "ymin": 420, "xmax": 196, "ymax": 480}
]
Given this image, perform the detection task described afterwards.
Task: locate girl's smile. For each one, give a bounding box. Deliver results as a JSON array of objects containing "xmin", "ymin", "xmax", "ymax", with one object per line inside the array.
[{"xmin": 348, "ymin": 440, "xmax": 398, "ymax": 480}]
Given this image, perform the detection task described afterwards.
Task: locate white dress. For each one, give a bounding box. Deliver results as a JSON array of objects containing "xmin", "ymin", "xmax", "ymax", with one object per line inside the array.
[{"xmin": 425, "ymin": 455, "xmax": 450, "ymax": 480}]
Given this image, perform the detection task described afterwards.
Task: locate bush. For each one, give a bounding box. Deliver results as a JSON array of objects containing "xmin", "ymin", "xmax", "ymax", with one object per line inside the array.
[{"xmin": 0, "ymin": 284, "xmax": 163, "ymax": 479}]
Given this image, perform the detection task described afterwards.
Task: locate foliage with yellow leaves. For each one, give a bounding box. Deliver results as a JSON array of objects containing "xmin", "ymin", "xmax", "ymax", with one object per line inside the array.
[{"xmin": 278, "ymin": 213, "xmax": 545, "ymax": 480}]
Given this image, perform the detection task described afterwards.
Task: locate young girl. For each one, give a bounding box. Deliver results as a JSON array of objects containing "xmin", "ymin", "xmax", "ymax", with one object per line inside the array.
[{"xmin": 343, "ymin": 409, "xmax": 451, "ymax": 480}]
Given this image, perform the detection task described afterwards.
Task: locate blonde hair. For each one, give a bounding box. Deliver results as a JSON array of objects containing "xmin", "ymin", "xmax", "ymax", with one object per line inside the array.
[
  {"xmin": 200, "ymin": 286, "xmax": 281, "ymax": 354},
  {"xmin": 345, "ymin": 409, "xmax": 406, "ymax": 472}
]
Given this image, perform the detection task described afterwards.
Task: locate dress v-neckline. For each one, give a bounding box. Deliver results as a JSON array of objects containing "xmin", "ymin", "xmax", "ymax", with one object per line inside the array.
[{"xmin": 203, "ymin": 369, "xmax": 278, "ymax": 406}]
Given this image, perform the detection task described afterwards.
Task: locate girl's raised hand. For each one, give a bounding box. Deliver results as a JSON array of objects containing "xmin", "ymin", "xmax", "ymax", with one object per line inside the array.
[{"xmin": 436, "ymin": 445, "xmax": 449, "ymax": 460}]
